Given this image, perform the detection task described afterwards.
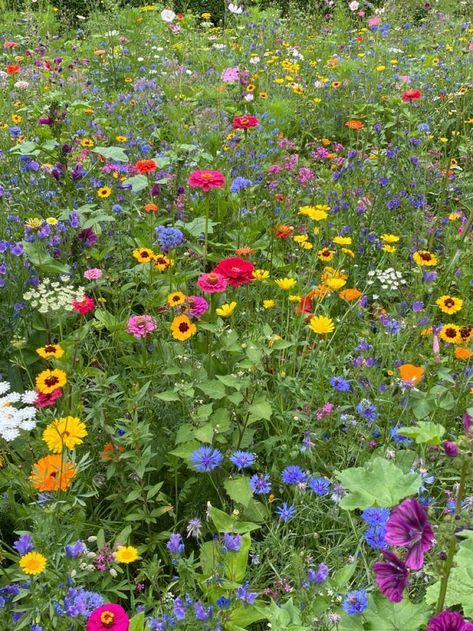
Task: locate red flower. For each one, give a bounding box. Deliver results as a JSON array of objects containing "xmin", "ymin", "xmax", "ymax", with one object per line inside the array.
[
  {"xmin": 213, "ymin": 257, "xmax": 255, "ymax": 287},
  {"xmin": 188, "ymin": 170, "xmax": 226, "ymax": 192},
  {"xmin": 232, "ymin": 115, "xmax": 259, "ymax": 130},
  {"xmin": 34, "ymin": 388, "xmax": 62, "ymax": 409},
  {"xmin": 6, "ymin": 64, "xmax": 20, "ymax": 75},
  {"xmin": 402, "ymin": 89, "xmax": 422, "ymax": 102},
  {"xmin": 135, "ymin": 159, "xmax": 157, "ymax": 174},
  {"xmin": 72, "ymin": 295, "xmax": 96, "ymax": 315}
]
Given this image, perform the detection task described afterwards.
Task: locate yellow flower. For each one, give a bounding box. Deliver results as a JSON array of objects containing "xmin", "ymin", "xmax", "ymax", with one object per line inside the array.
[
  {"xmin": 25, "ymin": 218, "xmax": 43, "ymax": 230},
  {"xmin": 80, "ymin": 138, "xmax": 94, "ymax": 148},
  {"xmin": 116, "ymin": 135, "xmax": 128, "ymax": 142},
  {"xmin": 216, "ymin": 302, "xmax": 237, "ymax": 317},
  {"xmin": 252, "ymin": 269, "xmax": 270, "ymax": 280},
  {"xmin": 381, "ymin": 234, "xmax": 400, "ymax": 243},
  {"xmin": 341, "ymin": 247, "xmax": 355, "ymax": 258},
  {"xmin": 275, "ymin": 277, "xmax": 297, "ymax": 290},
  {"xmin": 132, "ymin": 248, "xmax": 154, "ymax": 263},
  {"xmin": 97, "ymin": 186, "xmax": 111, "ymax": 198},
  {"xmin": 333, "ymin": 236, "xmax": 352, "ymax": 246},
  {"xmin": 318, "ymin": 248, "xmax": 335, "ymax": 262},
  {"xmin": 263, "ymin": 300, "xmax": 275, "ymax": 309},
  {"xmin": 114, "ymin": 545, "xmax": 139, "ymax": 564},
  {"xmin": 43, "ymin": 416, "xmax": 87, "ymax": 453},
  {"xmin": 383, "ymin": 245, "xmax": 397, "ymax": 253},
  {"xmin": 413, "ymin": 250, "xmax": 438, "ymax": 266},
  {"xmin": 35, "ymin": 369, "xmax": 67, "ymax": 394},
  {"xmin": 171, "ymin": 315, "xmax": 197, "ymax": 341},
  {"xmin": 267, "ymin": 334, "xmax": 282, "ymax": 347},
  {"xmin": 436, "ymin": 295, "xmax": 463, "ymax": 315},
  {"xmin": 12, "ymin": 114, "xmax": 22, "ymax": 123},
  {"xmin": 301, "ymin": 241, "xmax": 313, "ymax": 250},
  {"xmin": 299, "ymin": 206, "xmax": 328, "ymax": 221},
  {"xmin": 325, "ymin": 278, "xmax": 346, "ymax": 290},
  {"xmin": 288, "ymin": 295, "xmax": 302, "ymax": 302},
  {"xmin": 309, "ymin": 315, "xmax": 335, "ymax": 335},
  {"xmin": 439, "ymin": 324, "xmax": 461, "ymax": 344},
  {"xmin": 293, "ymin": 234, "xmax": 308, "ymax": 244},
  {"xmin": 167, "ymin": 292, "xmax": 186, "ymax": 307},
  {"xmin": 19, "ymin": 552, "xmax": 47, "ymax": 576},
  {"xmin": 36, "ymin": 344, "xmax": 64, "ymax": 360},
  {"xmin": 154, "ymin": 253, "xmax": 173, "ymax": 271},
  {"xmin": 46, "ymin": 217, "xmax": 58, "ymax": 225}
]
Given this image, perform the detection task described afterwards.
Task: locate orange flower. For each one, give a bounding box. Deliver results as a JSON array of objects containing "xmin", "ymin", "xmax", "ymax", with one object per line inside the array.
[
  {"xmin": 235, "ymin": 246, "xmax": 255, "ymax": 256},
  {"xmin": 30, "ymin": 454, "xmax": 76, "ymax": 492},
  {"xmin": 454, "ymin": 348, "xmax": 472, "ymax": 360},
  {"xmin": 339, "ymin": 288, "xmax": 362, "ymax": 301},
  {"xmin": 398, "ymin": 364, "xmax": 425, "ymax": 385},
  {"xmin": 135, "ymin": 159, "xmax": 157, "ymax": 174},
  {"xmin": 275, "ymin": 224, "xmax": 294, "ymax": 239},
  {"xmin": 345, "ymin": 120, "xmax": 363, "ymax": 130},
  {"xmin": 6, "ymin": 64, "xmax": 20, "ymax": 75},
  {"xmin": 100, "ymin": 441, "xmax": 125, "ymax": 461},
  {"xmin": 144, "ymin": 203, "xmax": 158, "ymax": 213}
]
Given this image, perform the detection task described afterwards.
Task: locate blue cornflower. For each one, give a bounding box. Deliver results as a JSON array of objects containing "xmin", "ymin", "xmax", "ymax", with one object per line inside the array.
[
  {"xmin": 275, "ymin": 502, "xmax": 297, "ymax": 522},
  {"xmin": 307, "ymin": 563, "xmax": 329, "ymax": 584},
  {"xmin": 361, "ymin": 507, "xmax": 390, "ymax": 526},
  {"xmin": 230, "ymin": 177, "xmax": 252, "ymax": 193},
  {"xmin": 155, "ymin": 226, "xmax": 185, "ymax": 251},
  {"xmin": 342, "ymin": 590, "xmax": 368, "ymax": 615},
  {"xmin": 191, "ymin": 446, "xmax": 224, "ymax": 472},
  {"xmin": 330, "ymin": 376, "xmax": 351, "ymax": 391},
  {"xmin": 166, "ymin": 533, "xmax": 184, "ymax": 556},
  {"xmin": 65, "ymin": 540, "xmax": 86, "ymax": 558},
  {"xmin": 229, "ymin": 451, "xmax": 255, "ymax": 471},
  {"xmin": 249, "ymin": 473, "xmax": 271, "ymax": 494},
  {"xmin": 13, "ymin": 534, "xmax": 33, "ymax": 556},
  {"xmin": 308, "ymin": 477, "xmax": 331, "ymax": 496},
  {"xmin": 355, "ymin": 399, "xmax": 378, "ymax": 422},
  {"xmin": 222, "ymin": 533, "xmax": 241, "ymax": 552},
  {"xmin": 281, "ymin": 465, "xmax": 307, "ymax": 485},
  {"xmin": 364, "ymin": 525, "xmax": 387, "ymax": 549}
]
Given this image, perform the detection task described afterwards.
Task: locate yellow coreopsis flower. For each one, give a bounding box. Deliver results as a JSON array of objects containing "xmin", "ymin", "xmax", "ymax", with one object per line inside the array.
[
  {"xmin": 275, "ymin": 277, "xmax": 297, "ymax": 290},
  {"xmin": 216, "ymin": 302, "xmax": 237, "ymax": 317}
]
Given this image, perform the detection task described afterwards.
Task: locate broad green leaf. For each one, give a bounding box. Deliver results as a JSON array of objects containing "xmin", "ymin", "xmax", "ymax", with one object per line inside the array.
[
  {"xmin": 168, "ymin": 440, "xmax": 200, "ymax": 460},
  {"xmin": 181, "ymin": 216, "xmax": 217, "ymax": 237},
  {"xmin": 363, "ymin": 595, "xmax": 429, "ymax": 630},
  {"xmin": 209, "ymin": 507, "xmax": 260, "ymax": 534},
  {"xmin": 398, "ymin": 422, "xmax": 445, "ymax": 445},
  {"xmin": 126, "ymin": 174, "xmax": 149, "ymax": 192},
  {"xmin": 248, "ymin": 398, "xmax": 272, "ymax": 421},
  {"xmin": 129, "ymin": 611, "xmax": 144, "ymax": 631},
  {"xmin": 22, "ymin": 242, "xmax": 69, "ymax": 274},
  {"xmin": 194, "ymin": 423, "xmax": 215, "ymax": 443},
  {"xmin": 224, "ymin": 477, "xmax": 253, "ymax": 508},
  {"xmin": 227, "ymin": 604, "xmax": 269, "ymax": 630},
  {"xmin": 337, "ymin": 457, "xmax": 421, "ymax": 510},
  {"xmin": 92, "ymin": 145, "xmax": 129, "ymax": 162},
  {"xmin": 10, "ymin": 141, "xmax": 40, "ymax": 155},
  {"xmin": 197, "ymin": 379, "xmax": 226, "ymax": 400},
  {"xmin": 216, "ymin": 374, "xmax": 243, "ymax": 390},
  {"xmin": 330, "ymin": 562, "xmax": 357, "ymax": 589},
  {"xmin": 156, "ymin": 390, "xmax": 180, "ymax": 402}
]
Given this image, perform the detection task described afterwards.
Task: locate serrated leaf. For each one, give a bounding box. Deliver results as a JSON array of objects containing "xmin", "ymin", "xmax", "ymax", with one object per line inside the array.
[
  {"xmin": 398, "ymin": 422, "xmax": 445, "ymax": 445},
  {"xmin": 224, "ymin": 476, "xmax": 253, "ymax": 508},
  {"xmin": 363, "ymin": 594, "xmax": 429, "ymax": 630},
  {"xmin": 337, "ymin": 457, "xmax": 421, "ymax": 510}
]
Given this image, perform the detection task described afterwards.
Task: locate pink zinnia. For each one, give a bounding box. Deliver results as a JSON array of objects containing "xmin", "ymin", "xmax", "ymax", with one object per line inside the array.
[
  {"xmin": 72, "ymin": 295, "xmax": 95, "ymax": 315},
  {"xmin": 126, "ymin": 314, "xmax": 157, "ymax": 337},
  {"xmin": 84, "ymin": 268, "xmax": 103, "ymax": 280},
  {"xmin": 34, "ymin": 388, "xmax": 62, "ymax": 409},
  {"xmin": 196, "ymin": 272, "xmax": 228, "ymax": 293},
  {"xmin": 213, "ymin": 256, "xmax": 255, "ymax": 287},
  {"xmin": 86, "ymin": 603, "xmax": 129, "ymax": 631},
  {"xmin": 188, "ymin": 170, "xmax": 226, "ymax": 192},
  {"xmin": 185, "ymin": 295, "xmax": 209, "ymax": 318}
]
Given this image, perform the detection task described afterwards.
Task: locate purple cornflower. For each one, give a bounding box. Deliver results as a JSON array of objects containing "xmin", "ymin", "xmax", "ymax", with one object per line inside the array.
[
  {"xmin": 275, "ymin": 502, "xmax": 297, "ymax": 522},
  {"xmin": 249, "ymin": 473, "xmax": 271, "ymax": 494},
  {"xmin": 166, "ymin": 533, "xmax": 184, "ymax": 555},
  {"xmin": 385, "ymin": 498, "xmax": 434, "ymax": 570},
  {"xmin": 222, "ymin": 533, "xmax": 241, "ymax": 552},
  {"xmin": 191, "ymin": 446, "xmax": 224, "ymax": 472},
  {"xmin": 281, "ymin": 465, "xmax": 307, "ymax": 485},
  {"xmin": 307, "ymin": 563, "xmax": 329, "ymax": 584},
  {"xmin": 13, "ymin": 534, "xmax": 33, "ymax": 555},
  {"xmin": 308, "ymin": 477, "xmax": 330, "ymax": 496},
  {"xmin": 229, "ymin": 451, "xmax": 255, "ymax": 471},
  {"xmin": 372, "ymin": 550, "xmax": 409, "ymax": 603}
]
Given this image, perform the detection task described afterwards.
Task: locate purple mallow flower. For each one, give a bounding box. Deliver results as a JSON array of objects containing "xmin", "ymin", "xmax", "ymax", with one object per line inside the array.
[
  {"xmin": 372, "ymin": 550, "xmax": 409, "ymax": 603},
  {"xmin": 385, "ymin": 498, "xmax": 434, "ymax": 570},
  {"xmin": 427, "ymin": 610, "xmax": 473, "ymax": 631}
]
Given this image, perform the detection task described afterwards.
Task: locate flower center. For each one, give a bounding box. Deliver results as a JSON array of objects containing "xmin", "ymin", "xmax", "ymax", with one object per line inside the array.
[
  {"xmin": 100, "ymin": 611, "xmax": 115, "ymax": 627},
  {"xmin": 45, "ymin": 376, "xmax": 59, "ymax": 387},
  {"xmin": 207, "ymin": 273, "xmax": 219, "ymax": 285},
  {"xmin": 44, "ymin": 345, "xmax": 56, "ymax": 353},
  {"xmin": 420, "ymin": 252, "xmax": 431, "ymax": 260},
  {"xmin": 179, "ymin": 323, "xmax": 189, "ymax": 333},
  {"xmin": 444, "ymin": 299, "xmax": 454, "ymax": 307},
  {"xmin": 445, "ymin": 328, "xmax": 457, "ymax": 338}
]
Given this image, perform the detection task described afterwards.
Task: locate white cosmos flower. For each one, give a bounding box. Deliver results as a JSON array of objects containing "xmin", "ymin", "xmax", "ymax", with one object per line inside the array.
[
  {"xmin": 228, "ymin": 3, "xmax": 244, "ymax": 14},
  {"xmin": 160, "ymin": 8, "xmax": 176, "ymax": 22}
]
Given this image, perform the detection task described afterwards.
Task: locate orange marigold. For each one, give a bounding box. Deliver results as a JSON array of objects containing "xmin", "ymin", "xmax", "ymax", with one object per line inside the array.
[
  {"xmin": 339, "ymin": 288, "xmax": 362, "ymax": 301},
  {"xmin": 30, "ymin": 454, "xmax": 76, "ymax": 492}
]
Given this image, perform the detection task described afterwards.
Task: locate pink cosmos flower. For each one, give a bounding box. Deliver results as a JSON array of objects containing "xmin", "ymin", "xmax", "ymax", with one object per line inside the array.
[
  {"xmin": 126, "ymin": 315, "xmax": 157, "ymax": 337},
  {"xmin": 368, "ymin": 15, "xmax": 381, "ymax": 27},
  {"xmin": 86, "ymin": 603, "xmax": 129, "ymax": 631},
  {"xmin": 72, "ymin": 295, "xmax": 96, "ymax": 315},
  {"xmin": 196, "ymin": 272, "xmax": 228, "ymax": 293},
  {"xmin": 221, "ymin": 67, "xmax": 240, "ymax": 82},
  {"xmin": 188, "ymin": 170, "xmax": 226, "ymax": 192},
  {"xmin": 84, "ymin": 268, "xmax": 103, "ymax": 280}
]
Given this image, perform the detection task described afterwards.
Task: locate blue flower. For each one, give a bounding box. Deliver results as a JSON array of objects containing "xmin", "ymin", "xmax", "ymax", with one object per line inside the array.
[
  {"xmin": 308, "ymin": 563, "xmax": 329, "ymax": 584},
  {"xmin": 230, "ymin": 177, "xmax": 252, "ymax": 193},
  {"xmin": 223, "ymin": 533, "xmax": 241, "ymax": 552},
  {"xmin": 308, "ymin": 477, "xmax": 330, "ymax": 496},
  {"xmin": 229, "ymin": 451, "xmax": 255, "ymax": 471},
  {"xmin": 330, "ymin": 376, "xmax": 351, "ymax": 391},
  {"xmin": 65, "ymin": 540, "xmax": 86, "ymax": 558},
  {"xmin": 361, "ymin": 507, "xmax": 390, "ymax": 526},
  {"xmin": 191, "ymin": 446, "xmax": 224, "ymax": 472},
  {"xmin": 342, "ymin": 590, "xmax": 368, "ymax": 615},
  {"xmin": 194, "ymin": 601, "xmax": 212, "ymax": 621},
  {"xmin": 281, "ymin": 465, "xmax": 307, "ymax": 485},
  {"xmin": 166, "ymin": 533, "xmax": 184, "ymax": 555},
  {"xmin": 364, "ymin": 525, "xmax": 387, "ymax": 549},
  {"xmin": 13, "ymin": 534, "xmax": 33, "ymax": 556},
  {"xmin": 249, "ymin": 473, "xmax": 271, "ymax": 494},
  {"xmin": 275, "ymin": 502, "xmax": 297, "ymax": 522},
  {"xmin": 155, "ymin": 226, "xmax": 185, "ymax": 251},
  {"xmin": 63, "ymin": 587, "xmax": 104, "ymax": 617},
  {"xmin": 173, "ymin": 597, "xmax": 187, "ymax": 621},
  {"xmin": 216, "ymin": 596, "xmax": 231, "ymax": 609},
  {"xmin": 236, "ymin": 582, "xmax": 258, "ymax": 604}
]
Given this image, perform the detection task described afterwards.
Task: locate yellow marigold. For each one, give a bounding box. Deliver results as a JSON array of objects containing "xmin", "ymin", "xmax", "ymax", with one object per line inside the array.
[
  {"xmin": 332, "ymin": 236, "xmax": 352, "ymax": 246},
  {"xmin": 19, "ymin": 552, "xmax": 47, "ymax": 576},
  {"xmin": 299, "ymin": 206, "xmax": 328, "ymax": 221},
  {"xmin": 326, "ymin": 278, "xmax": 346, "ymax": 290},
  {"xmin": 341, "ymin": 248, "xmax": 355, "ymax": 258},
  {"xmin": 383, "ymin": 245, "xmax": 397, "ymax": 253},
  {"xmin": 114, "ymin": 545, "xmax": 139, "ymax": 564},
  {"xmin": 455, "ymin": 347, "xmax": 472, "ymax": 360},
  {"xmin": 263, "ymin": 300, "xmax": 275, "ymax": 309},
  {"xmin": 309, "ymin": 315, "xmax": 335, "ymax": 335},
  {"xmin": 275, "ymin": 277, "xmax": 297, "ymax": 290},
  {"xmin": 288, "ymin": 295, "xmax": 302, "ymax": 302},
  {"xmin": 43, "ymin": 416, "xmax": 87, "ymax": 453}
]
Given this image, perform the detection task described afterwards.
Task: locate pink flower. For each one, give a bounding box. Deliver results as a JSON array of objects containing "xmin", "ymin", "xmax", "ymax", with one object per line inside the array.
[
  {"xmin": 72, "ymin": 295, "xmax": 95, "ymax": 315},
  {"xmin": 368, "ymin": 15, "xmax": 381, "ymax": 27},
  {"xmin": 188, "ymin": 170, "xmax": 226, "ymax": 192},
  {"xmin": 184, "ymin": 295, "xmax": 209, "ymax": 318},
  {"xmin": 84, "ymin": 268, "xmax": 103, "ymax": 280},
  {"xmin": 126, "ymin": 315, "xmax": 157, "ymax": 338},
  {"xmin": 398, "ymin": 75, "xmax": 411, "ymax": 84},
  {"xmin": 86, "ymin": 603, "xmax": 129, "ymax": 631},
  {"xmin": 34, "ymin": 388, "xmax": 62, "ymax": 409},
  {"xmin": 196, "ymin": 272, "xmax": 228, "ymax": 293},
  {"xmin": 221, "ymin": 67, "xmax": 240, "ymax": 82}
]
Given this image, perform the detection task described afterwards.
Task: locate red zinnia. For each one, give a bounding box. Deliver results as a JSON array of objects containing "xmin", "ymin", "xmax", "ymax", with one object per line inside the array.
[
  {"xmin": 213, "ymin": 256, "xmax": 255, "ymax": 287},
  {"xmin": 401, "ymin": 89, "xmax": 422, "ymax": 102},
  {"xmin": 6, "ymin": 64, "xmax": 20, "ymax": 75},
  {"xmin": 232, "ymin": 115, "xmax": 259, "ymax": 130},
  {"xmin": 135, "ymin": 159, "xmax": 157, "ymax": 174},
  {"xmin": 188, "ymin": 170, "xmax": 226, "ymax": 192},
  {"xmin": 72, "ymin": 295, "xmax": 96, "ymax": 315}
]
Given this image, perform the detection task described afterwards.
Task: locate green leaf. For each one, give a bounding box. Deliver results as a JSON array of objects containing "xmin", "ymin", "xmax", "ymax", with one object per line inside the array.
[
  {"xmin": 129, "ymin": 611, "xmax": 144, "ymax": 631},
  {"xmin": 224, "ymin": 477, "xmax": 253, "ymax": 508},
  {"xmin": 337, "ymin": 457, "xmax": 421, "ymax": 510},
  {"xmin": 10, "ymin": 141, "xmax": 40, "ymax": 155},
  {"xmin": 398, "ymin": 422, "xmax": 445, "ymax": 445},
  {"xmin": 92, "ymin": 145, "xmax": 129, "ymax": 162},
  {"xmin": 330, "ymin": 562, "xmax": 357, "ymax": 589},
  {"xmin": 156, "ymin": 390, "xmax": 180, "ymax": 402},
  {"xmin": 168, "ymin": 441, "xmax": 200, "ymax": 459},
  {"xmin": 197, "ymin": 379, "xmax": 226, "ymax": 399},
  {"xmin": 248, "ymin": 398, "xmax": 272, "ymax": 421},
  {"xmin": 362, "ymin": 594, "xmax": 429, "ymax": 630},
  {"xmin": 22, "ymin": 242, "xmax": 69, "ymax": 274},
  {"xmin": 194, "ymin": 423, "xmax": 215, "ymax": 443},
  {"xmin": 224, "ymin": 532, "xmax": 251, "ymax": 583},
  {"xmin": 126, "ymin": 174, "xmax": 149, "ymax": 192},
  {"xmin": 181, "ymin": 216, "xmax": 217, "ymax": 237},
  {"xmin": 209, "ymin": 507, "xmax": 260, "ymax": 534},
  {"xmin": 227, "ymin": 605, "xmax": 268, "ymax": 630},
  {"xmin": 216, "ymin": 374, "xmax": 243, "ymax": 390}
]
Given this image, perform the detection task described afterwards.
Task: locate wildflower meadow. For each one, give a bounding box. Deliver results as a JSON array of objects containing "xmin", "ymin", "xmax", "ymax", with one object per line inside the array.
[{"xmin": 0, "ymin": 0, "xmax": 472, "ymax": 629}]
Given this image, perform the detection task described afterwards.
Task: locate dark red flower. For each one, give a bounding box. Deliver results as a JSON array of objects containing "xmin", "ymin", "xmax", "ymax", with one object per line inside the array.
[
  {"xmin": 213, "ymin": 257, "xmax": 255, "ymax": 287},
  {"xmin": 402, "ymin": 89, "xmax": 422, "ymax": 101}
]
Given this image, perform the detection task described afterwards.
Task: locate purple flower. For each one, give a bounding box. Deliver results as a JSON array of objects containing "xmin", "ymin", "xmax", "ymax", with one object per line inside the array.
[
  {"xmin": 385, "ymin": 498, "xmax": 434, "ymax": 570},
  {"xmin": 330, "ymin": 376, "xmax": 351, "ymax": 391},
  {"xmin": 443, "ymin": 441, "xmax": 459, "ymax": 458},
  {"xmin": 342, "ymin": 590, "xmax": 368, "ymax": 615},
  {"xmin": 65, "ymin": 540, "xmax": 86, "ymax": 558},
  {"xmin": 372, "ymin": 550, "xmax": 409, "ymax": 603},
  {"xmin": 13, "ymin": 534, "xmax": 33, "ymax": 555},
  {"xmin": 166, "ymin": 533, "xmax": 184, "ymax": 555},
  {"xmin": 235, "ymin": 582, "xmax": 257, "ymax": 604},
  {"xmin": 281, "ymin": 465, "xmax": 307, "ymax": 485},
  {"xmin": 275, "ymin": 502, "xmax": 297, "ymax": 522},
  {"xmin": 308, "ymin": 477, "xmax": 330, "ymax": 496},
  {"xmin": 185, "ymin": 295, "xmax": 209, "ymax": 319},
  {"xmin": 249, "ymin": 473, "xmax": 271, "ymax": 494},
  {"xmin": 427, "ymin": 610, "xmax": 473, "ymax": 631},
  {"xmin": 229, "ymin": 451, "xmax": 255, "ymax": 471},
  {"xmin": 464, "ymin": 412, "xmax": 472, "ymax": 435},
  {"xmin": 9, "ymin": 242, "xmax": 23, "ymax": 256},
  {"xmin": 307, "ymin": 563, "xmax": 329, "ymax": 584},
  {"xmin": 223, "ymin": 533, "xmax": 241, "ymax": 552}
]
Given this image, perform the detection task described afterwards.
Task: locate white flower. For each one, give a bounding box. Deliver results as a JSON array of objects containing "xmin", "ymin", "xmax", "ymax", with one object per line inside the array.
[
  {"xmin": 243, "ymin": 93, "xmax": 254, "ymax": 102},
  {"xmin": 349, "ymin": 0, "xmax": 359, "ymax": 11},
  {"xmin": 228, "ymin": 3, "xmax": 244, "ymax": 14},
  {"xmin": 160, "ymin": 8, "xmax": 176, "ymax": 22}
]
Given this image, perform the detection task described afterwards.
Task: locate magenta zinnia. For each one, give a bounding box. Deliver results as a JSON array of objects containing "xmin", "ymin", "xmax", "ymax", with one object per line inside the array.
[
  {"xmin": 385, "ymin": 498, "xmax": 434, "ymax": 570},
  {"xmin": 188, "ymin": 170, "xmax": 225, "ymax": 192},
  {"xmin": 126, "ymin": 315, "xmax": 157, "ymax": 338}
]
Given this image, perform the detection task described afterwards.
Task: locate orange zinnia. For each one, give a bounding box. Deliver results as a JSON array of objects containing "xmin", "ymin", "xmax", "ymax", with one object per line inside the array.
[
  {"xmin": 345, "ymin": 120, "xmax": 363, "ymax": 130},
  {"xmin": 398, "ymin": 364, "xmax": 425, "ymax": 385},
  {"xmin": 235, "ymin": 246, "xmax": 255, "ymax": 256},
  {"xmin": 30, "ymin": 454, "xmax": 76, "ymax": 492},
  {"xmin": 339, "ymin": 288, "xmax": 362, "ymax": 301},
  {"xmin": 275, "ymin": 224, "xmax": 294, "ymax": 239}
]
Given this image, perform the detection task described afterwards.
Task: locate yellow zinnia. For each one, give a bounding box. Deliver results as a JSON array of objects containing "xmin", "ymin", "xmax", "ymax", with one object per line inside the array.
[
  {"xmin": 167, "ymin": 292, "xmax": 186, "ymax": 307},
  {"xmin": 43, "ymin": 416, "xmax": 87, "ymax": 452}
]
